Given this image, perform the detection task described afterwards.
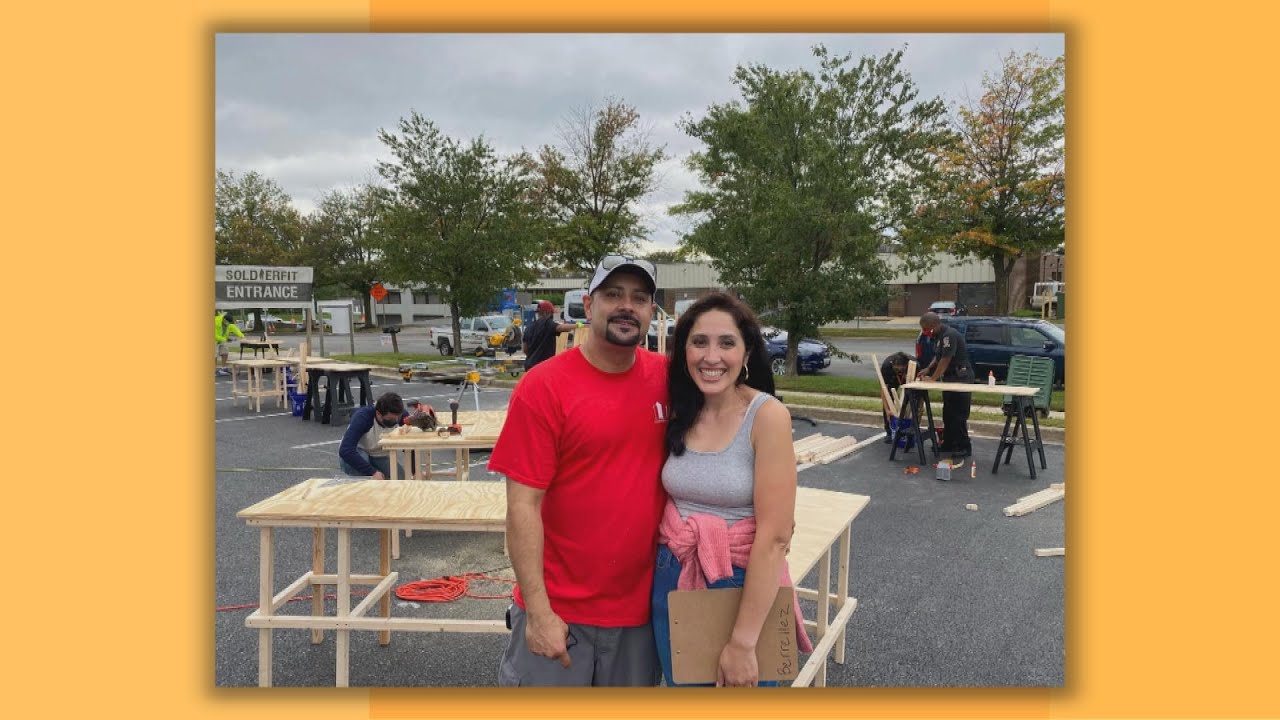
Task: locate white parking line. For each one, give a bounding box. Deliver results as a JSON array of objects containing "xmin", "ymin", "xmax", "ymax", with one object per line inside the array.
[
  {"xmin": 215, "ymin": 412, "xmax": 293, "ymax": 423},
  {"xmin": 291, "ymin": 440, "xmax": 342, "ymax": 449}
]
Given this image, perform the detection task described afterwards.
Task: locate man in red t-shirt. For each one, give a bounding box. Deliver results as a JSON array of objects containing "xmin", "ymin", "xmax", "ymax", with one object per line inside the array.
[{"xmin": 489, "ymin": 254, "xmax": 669, "ymax": 687}]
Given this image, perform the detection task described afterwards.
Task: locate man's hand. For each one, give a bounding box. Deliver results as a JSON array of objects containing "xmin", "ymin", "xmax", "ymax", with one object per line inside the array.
[
  {"xmin": 371, "ymin": 471, "xmax": 386, "ymax": 480},
  {"xmin": 525, "ymin": 610, "xmax": 573, "ymax": 668}
]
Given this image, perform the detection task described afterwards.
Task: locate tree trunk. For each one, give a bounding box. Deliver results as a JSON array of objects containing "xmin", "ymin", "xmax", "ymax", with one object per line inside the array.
[
  {"xmin": 991, "ymin": 253, "xmax": 1020, "ymax": 315},
  {"xmin": 362, "ymin": 294, "xmax": 375, "ymax": 328},
  {"xmin": 787, "ymin": 336, "xmax": 799, "ymax": 377}
]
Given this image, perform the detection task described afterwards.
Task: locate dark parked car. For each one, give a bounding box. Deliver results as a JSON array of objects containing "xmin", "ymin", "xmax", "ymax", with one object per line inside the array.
[
  {"xmin": 940, "ymin": 316, "xmax": 1065, "ymax": 386},
  {"xmin": 762, "ymin": 326, "xmax": 831, "ymax": 375}
]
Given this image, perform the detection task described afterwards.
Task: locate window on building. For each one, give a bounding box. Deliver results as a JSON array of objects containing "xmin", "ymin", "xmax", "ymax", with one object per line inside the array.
[
  {"xmin": 965, "ymin": 324, "xmax": 1005, "ymax": 345},
  {"xmin": 413, "ymin": 291, "xmax": 429, "ymax": 304},
  {"xmin": 386, "ymin": 292, "xmax": 402, "ymax": 305}
]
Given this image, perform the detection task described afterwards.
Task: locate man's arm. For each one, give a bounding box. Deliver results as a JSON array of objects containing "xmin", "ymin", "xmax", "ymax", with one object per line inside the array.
[
  {"xmin": 926, "ymin": 355, "xmax": 951, "ymax": 381},
  {"xmin": 505, "ymin": 479, "xmax": 572, "ymax": 668},
  {"xmin": 338, "ymin": 409, "xmax": 380, "ymax": 477}
]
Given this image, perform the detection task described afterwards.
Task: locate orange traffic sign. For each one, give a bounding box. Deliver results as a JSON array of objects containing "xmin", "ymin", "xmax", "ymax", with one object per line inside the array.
[{"xmin": 370, "ymin": 282, "xmax": 387, "ymax": 302}]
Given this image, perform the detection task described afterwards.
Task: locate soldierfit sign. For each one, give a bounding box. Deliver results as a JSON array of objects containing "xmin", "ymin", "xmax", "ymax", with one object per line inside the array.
[{"xmin": 215, "ymin": 265, "xmax": 314, "ymax": 309}]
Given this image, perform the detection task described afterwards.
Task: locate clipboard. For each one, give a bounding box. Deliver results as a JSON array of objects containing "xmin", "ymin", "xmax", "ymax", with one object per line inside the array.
[{"xmin": 668, "ymin": 586, "xmax": 800, "ymax": 684}]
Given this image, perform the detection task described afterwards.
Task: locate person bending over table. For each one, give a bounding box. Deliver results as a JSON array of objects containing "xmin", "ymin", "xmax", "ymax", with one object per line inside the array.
[
  {"xmin": 214, "ymin": 310, "xmax": 244, "ymax": 377},
  {"xmin": 338, "ymin": 391, "xmax": 409, "ymax": 479},
  {"xmin": 917, "ymin": 312, "xmax": 975, "ymax": 461},
  {"xmin": 880, "ymin": 351, "xmax": 914, "ymax": 444}
]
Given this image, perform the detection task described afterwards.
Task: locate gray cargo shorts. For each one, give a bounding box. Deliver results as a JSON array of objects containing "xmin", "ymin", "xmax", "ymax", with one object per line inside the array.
[{"xmin": 497, "ymin": 604, "xmax": 661, "ymax": 687}]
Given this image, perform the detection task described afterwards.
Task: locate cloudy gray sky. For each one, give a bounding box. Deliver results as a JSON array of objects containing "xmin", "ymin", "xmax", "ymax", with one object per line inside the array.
[{"xmin": 215, "ymin": 33, "xmax": 1063, "ymax": 253}]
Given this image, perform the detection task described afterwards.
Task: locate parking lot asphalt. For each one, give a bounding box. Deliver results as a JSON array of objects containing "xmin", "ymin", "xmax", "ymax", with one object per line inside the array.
[{"xmin": 214, "ymin": 373, "xmax": 1063, "ymax": 687}]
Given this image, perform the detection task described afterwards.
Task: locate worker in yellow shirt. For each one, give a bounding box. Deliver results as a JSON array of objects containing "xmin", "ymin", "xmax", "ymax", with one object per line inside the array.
[{"xmin": 215, "ymin": 310, "xmax": 244, "ymax": 377}]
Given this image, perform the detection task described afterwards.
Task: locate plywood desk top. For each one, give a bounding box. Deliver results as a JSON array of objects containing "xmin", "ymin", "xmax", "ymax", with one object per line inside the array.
[
  {"xmin": 788, "ymin": 487, "xmax": 870, "ymax": 579},
  {"xmin": 379, "ymin": 411, "xmax": 507, "ymax": 449},
  {"xmin": 239, "ymin": 338, "xmax": 281, "ymax": 346},
  {"xmin": 227, "ymin": 357, "xmax": 294, "ymax": 368},
  {"xmin": 901, "ymin": 381, "xmax": 1038, "ymax": 396},
  {"xmin": 237, "ymin": 478, "xmax": 506, "ymax": 527}
]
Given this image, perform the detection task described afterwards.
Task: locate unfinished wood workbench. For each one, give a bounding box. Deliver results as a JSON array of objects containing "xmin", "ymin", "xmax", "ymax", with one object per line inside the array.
[
  {"xmin": 378, "ymin": 410, "xmax": 507, "ymax": 482},
  {"xmin": 238, "ymin": 480, "xmax": 867, "ymax": 688},
  {"xmin": 238, "ymin": 478, "xmax": 509, "ymax": 687},
  {"xmin": 226, "ymin": 357, "xmax": 294, "ymax": 412},
  {"xmin": 786, "ymin": 486, "xmax": 870, "ymax": 687},
  {"xmin": 893, "ymin": 381, "xmax": 1047, "ymax": 478}
]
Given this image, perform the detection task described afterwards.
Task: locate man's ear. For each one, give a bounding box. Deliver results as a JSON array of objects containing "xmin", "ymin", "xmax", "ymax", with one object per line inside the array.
[{"xmin": 582, "ymin": 293, "xmax": 593, "ymax": 316}]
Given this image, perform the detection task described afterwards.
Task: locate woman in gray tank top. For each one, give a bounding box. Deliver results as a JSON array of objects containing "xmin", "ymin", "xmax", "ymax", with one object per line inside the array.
[{"xmin": 651, "ymin": 293, "xmax": 809, "ymax": 687}]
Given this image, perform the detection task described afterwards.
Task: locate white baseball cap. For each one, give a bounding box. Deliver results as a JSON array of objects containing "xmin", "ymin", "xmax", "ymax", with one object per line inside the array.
[{"xmin": 587, "ymin": 254, "xmax": 657, "ymax": 295}]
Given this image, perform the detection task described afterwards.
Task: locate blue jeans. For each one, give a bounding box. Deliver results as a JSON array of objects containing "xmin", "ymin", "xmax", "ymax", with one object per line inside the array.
[
  {"xmin": 651, "ymin": 544, "xmax": 778, "ymax": 687},
  {"xmin": 339, "ymin": 450, "xmax": 392, "ymax": 477}
]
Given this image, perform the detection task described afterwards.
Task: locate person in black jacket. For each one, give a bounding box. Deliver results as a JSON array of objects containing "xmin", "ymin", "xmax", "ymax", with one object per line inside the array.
[
  {"xmin": 338, "ymin": 392, "xmax": 410, "ymax": 478},
  {"xmin": 522, "ymin": 300, "xmax": 576, "ymax": 371},
  {"xmin": 918, "ymin": 313, "xmax": 976, "ymax": 460},
  {"xmin": 879, "ymin": 351, "xmax": 913, "ymax": 443}
]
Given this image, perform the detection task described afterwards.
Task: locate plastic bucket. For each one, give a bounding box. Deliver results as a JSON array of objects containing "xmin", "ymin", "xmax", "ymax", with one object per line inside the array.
[{"xmin": 289, "ymin": 391, "xmax": 307, "ymax": 417}]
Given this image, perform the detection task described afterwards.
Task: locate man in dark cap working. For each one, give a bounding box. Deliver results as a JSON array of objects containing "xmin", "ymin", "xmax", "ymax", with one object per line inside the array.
[
  {"xmin": 917, "ymin": 312, "xmax": 976, "ymax": 460},
  {"xmin": 521, "ymin": 299, "xmax": 576, "ymax": 371}
]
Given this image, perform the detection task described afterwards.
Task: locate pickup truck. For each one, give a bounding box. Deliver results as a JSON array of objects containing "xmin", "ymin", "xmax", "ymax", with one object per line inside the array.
[
  {"xmin": 429, "ymin": 315, "xmax": 513, "ymax": 356},
  {"xmin": 1030, "ymin": 281, "xmax": 1065, "ymax": 312}
]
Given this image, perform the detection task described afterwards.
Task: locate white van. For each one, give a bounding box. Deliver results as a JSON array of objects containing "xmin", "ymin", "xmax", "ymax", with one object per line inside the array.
[{"xmin": 562, "ymin": 289, "xmax": 589, "ymax": 324}]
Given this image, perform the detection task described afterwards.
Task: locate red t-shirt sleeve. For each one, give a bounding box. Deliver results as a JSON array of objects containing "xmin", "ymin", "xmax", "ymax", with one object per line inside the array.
[{"xmin": 488, "ymin": 376, "xmax": 560, "ymax": 489}]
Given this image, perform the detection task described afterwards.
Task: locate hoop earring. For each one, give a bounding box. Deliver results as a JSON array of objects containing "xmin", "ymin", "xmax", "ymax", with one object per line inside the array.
[{"xmin": 740, "ymin": 364, "xmax": 750, "ymax": 383}]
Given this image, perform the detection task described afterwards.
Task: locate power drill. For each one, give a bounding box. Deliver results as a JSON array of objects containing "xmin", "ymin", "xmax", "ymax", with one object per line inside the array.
[{"xmin": 439, "ymin": 380, "xmax": 466, "ymax": 436}]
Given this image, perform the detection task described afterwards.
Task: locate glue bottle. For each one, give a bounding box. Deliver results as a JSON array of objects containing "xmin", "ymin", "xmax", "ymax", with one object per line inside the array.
[{"xmin": 988, "ymin": 371, "xmax": 996, "ymax": 386}]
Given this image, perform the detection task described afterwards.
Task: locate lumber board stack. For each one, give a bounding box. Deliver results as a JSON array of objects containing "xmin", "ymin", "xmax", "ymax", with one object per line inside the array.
[
  {"xmin": 792, "ymin": 433, "xmax": 865, "ymax": 465},
  {"xmin": 1003, "ymin": 486, "xmax": 1065, "ymax": 517}
]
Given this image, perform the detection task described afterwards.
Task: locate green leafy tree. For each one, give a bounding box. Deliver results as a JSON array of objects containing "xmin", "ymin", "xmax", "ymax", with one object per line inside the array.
[
  {"xmin": 215, "ymin": 169, "xmax": 305, "ymax": 330},
  {"xmin": 901, "ymin": 51, "xmax": 1065, "ymax": 313},
  {"xmin": 300, "ymin": 185, "xmax": 388, "ymax": 328},
  {"xmin": 643, "ymin": 249, "xmax": 684, "ymax": 264},
  {"xmin": 521, "ymin": 98, "xmax": 666, "ymax": 274},
  {"xmin": 672, "ymin": 46, "xmax": 948, "ymax": 374},
  {"xmin": 375, "ymin": 111, "xmax": 542, "ymax": 353}
]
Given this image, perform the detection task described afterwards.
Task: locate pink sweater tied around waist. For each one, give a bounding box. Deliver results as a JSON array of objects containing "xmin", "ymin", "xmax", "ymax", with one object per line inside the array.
[{"xmin": 658, "ymin": 499, "xmax": 814, "ymax": 653}]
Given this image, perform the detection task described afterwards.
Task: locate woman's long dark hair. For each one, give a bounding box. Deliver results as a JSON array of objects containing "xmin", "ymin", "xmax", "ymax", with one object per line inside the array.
[{"xmin": 666, "ymin": 292, "xmax": 775, "ymax": 457}]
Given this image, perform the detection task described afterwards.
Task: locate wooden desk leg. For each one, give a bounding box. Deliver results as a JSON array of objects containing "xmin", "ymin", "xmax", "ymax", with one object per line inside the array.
[
  {"xmin": 336, "ymin": 528, "xmax": 351, "ymax": 687},
  {"xmin": 389, "ymin": 451, "xmax": 400, "ymax": 480},
  {"xmin": 275, "ymin": 365, "xmax": 286, "ymax": 408},
  {"xmin": 258, "ymin": 527, "xmax": 274, "ymax": 687},
  {"xmin": 455, "ymin": 449, "xmax": 464, "ymax": 482},
  {"xmin": 816, "ymin": 547, "xmax": 831, "ymax": 687},
  {"xmin": 379, "ymin": 530, "xmax": 391, "ymax": 646},
  {"xmin": 834, "ymin": 525, "xmax": 851, "ymax": 665},
  {"xmin": 311, "ymin": 528, "xmax": 325, "ymax": 645},
  {"xmin": 461, "ymin": 449, "xmax": 471, "ymax": 481},
  {"xmin": 251, "ymin": 368, "xmax": 261, "ymax": 413}
]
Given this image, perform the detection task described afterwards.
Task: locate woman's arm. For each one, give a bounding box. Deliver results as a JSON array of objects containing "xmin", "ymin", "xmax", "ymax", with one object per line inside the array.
[{"xmin": 717, "ymin": 399, "xmax": 797, "ymax": 687}]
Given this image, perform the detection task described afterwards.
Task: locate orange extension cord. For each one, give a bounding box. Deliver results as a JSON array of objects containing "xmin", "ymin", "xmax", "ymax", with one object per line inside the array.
[
  {"xmin": 394, "ymin": 573, "xmax": 515, "ymax": 603},
  {"xmin": 215, "ymin": 573, "xmax": 514, "ymax": 612}
]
